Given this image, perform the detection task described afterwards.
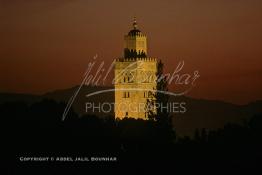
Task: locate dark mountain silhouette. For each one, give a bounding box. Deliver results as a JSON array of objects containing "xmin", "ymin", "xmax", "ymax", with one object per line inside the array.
[
  {"xmin": 171, "ymin": 96, "xmax": 262, "ymax": 136},
  {"xmin": 0, "ymin": 92, "xmax": 41, "ymax": 104},
  {"xmin": 1, "ymin": 85, "xmax": 261, "ymax": 136}
]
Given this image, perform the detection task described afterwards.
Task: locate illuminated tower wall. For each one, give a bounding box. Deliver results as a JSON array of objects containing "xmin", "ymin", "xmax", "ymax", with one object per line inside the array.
[{"xmin": 114, "ymin": 18, "xmax": 157, "ymax": 119}]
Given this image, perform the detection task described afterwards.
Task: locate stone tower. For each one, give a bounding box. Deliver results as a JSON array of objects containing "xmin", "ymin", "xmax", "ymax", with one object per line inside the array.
[{"xmin": 114, "ymin": 17, "xmax": 157, "ymax": 119}]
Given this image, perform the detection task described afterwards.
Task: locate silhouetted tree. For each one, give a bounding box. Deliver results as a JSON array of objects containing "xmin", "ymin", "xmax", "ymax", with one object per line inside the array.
[
  {"xmin": 146, "ymin": 60, "xmax": 169, "ymax": 122},
  {"xmin": 1, "ymin": 99, "xmax": 262, "ymax": 173},
  {"xmin": 194, "ymin": 129, "xmax": 201, "ymax": 142},
  {"xmin": 201, "ymin": 128, "xmax": 207, "ymax": 143}
]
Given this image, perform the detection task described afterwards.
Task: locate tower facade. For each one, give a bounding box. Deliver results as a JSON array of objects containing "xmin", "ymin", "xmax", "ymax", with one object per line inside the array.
[{"xmin": 114, "ymin": 18, "xmax": 157, "ymax": 119}]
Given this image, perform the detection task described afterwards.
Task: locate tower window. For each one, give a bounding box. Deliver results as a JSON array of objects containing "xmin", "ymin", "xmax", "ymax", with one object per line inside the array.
[
  {"xmin": 123, "ymin": 92, "xmax": 130, "ymax": 98},
  {"xmin": 124, "ymin": 74, "xmax": 132, "ymax": 83}
]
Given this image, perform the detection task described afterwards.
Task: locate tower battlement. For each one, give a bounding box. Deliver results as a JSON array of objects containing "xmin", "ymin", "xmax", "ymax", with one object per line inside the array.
[
  {"xmin": 124, "ymin": 34, "xmax": 147, "ymax": 38},
  {"xmin": 115, "ymin": 57, "xmax": 157, "ymax": 62}
]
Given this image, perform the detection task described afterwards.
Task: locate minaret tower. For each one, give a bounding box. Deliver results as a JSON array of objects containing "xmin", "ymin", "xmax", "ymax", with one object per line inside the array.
[{"xmin": 114, "ymin": 17, "xmax": 157, "ymax": 119}]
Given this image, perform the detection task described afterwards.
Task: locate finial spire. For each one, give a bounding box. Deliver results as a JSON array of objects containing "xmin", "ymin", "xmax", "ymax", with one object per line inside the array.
[{"xmin": 133, "ymin": 16, "xmax": 137, "ymax": 29}]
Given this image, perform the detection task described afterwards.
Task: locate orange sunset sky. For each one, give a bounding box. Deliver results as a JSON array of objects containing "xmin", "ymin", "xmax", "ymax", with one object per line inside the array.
[{"xmin": 0, "ymin": 0, "xmax": 262, "ymax": 104}]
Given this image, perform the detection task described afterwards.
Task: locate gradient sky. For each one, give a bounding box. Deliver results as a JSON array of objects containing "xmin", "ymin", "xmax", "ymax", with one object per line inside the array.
[{"xmin": 0, "ymin": 0, "xmax": 262, "ymax": 104}]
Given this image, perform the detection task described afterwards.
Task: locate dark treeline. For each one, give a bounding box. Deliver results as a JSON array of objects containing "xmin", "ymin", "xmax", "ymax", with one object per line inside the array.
[{"xmin": 1, "ymin": 99, "xmax": 262, "ymax": 173}]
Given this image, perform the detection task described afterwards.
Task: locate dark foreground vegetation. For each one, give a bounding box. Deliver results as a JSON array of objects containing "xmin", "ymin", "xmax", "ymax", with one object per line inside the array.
[{"xmin": 1, "ymin": 99, "xmax": 262, "ymax": 174}]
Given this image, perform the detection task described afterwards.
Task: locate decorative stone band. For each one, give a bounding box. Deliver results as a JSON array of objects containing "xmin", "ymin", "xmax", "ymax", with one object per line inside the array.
[
  {"xmin": 115, "ymin": 57, "xmax": 157, "ymax": 62},
  {"xmin": 124, "ymin": 34, "xmax": 147, "ymax": 38}
]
